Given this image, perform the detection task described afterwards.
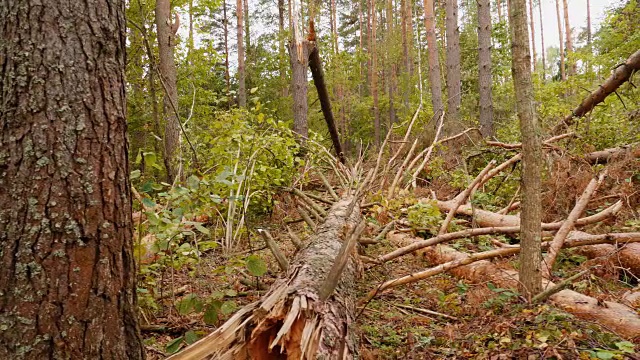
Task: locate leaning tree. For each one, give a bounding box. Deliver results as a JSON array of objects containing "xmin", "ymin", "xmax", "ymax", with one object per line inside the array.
[{"xmin": 0, "ymin": 1, "xmax": 144, "ymax": 358}]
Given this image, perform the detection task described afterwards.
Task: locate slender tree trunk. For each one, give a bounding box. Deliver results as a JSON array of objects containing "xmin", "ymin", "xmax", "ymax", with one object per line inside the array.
[
  {"xmin": 509, "ymin": 0, "xmax": 543, "ymax": 300},
  {"xmin": 528, "ymin": 0, "xmax": 537, "ymax": 72},
  {"xmin": 237, "ymin": 0, "xmax": 247, "ymax": 106},
  {"xmin": 244, "ymin": 0, "xmax": 251, "ymax": 88},
  {"xmin": 478, "ymin": 0, "xmax": 494, "ymax": 137},
  {"xmin": 387, "ymin": 0, "xmax": 396, "ymax": 126},
  {"xmin": 0, "ymin": 0, "xmax": 144, "ymax": 358},
  {"xmin": 586, "ymin": 0, "xmax": 592, "ymax": 76},
  {"xmin": 188, "ymin": 0, "xmax": 194, "ymax": 58},
  {"xmin": 401, "ymin": 0, "xmax": 411, "ymax": 112},
  {"xmin": 445, "ymin": 0, "xmax": 461, "ymax": 134},
  {"xmin": 555, "ymin": 0, "xmax": 566, "ymax": 80},
  {"xmin": 278, "ymin": 0, "xmax": 287, "ymax": 96},
  {"xmin": 359, "ymin": 0, "xmax": 364, "ymax": 96},
  {"xmin": 331, "ymin": 0, "xmax": 338, "ymax": 53},
  {"xmin": 423, "ymin": 0, "xmax": 443, "ymax": 122},
  {"xmin": 562, "ymin": 0, "xmax": 575, "ymax": 75},
  {"xmin": 372, "ymin": 0, "xmax": 380, "ymax": 146},
  {"xmin": 156, "ymin": 0, "xmax": 181, "ymax": 180},
  {"xmin": 223, "ymin": 0, "xmax": 231, "ymax": 102},
  {"xmin": 539, "ymin": 0, "xmax": 546, "ymax": 81},
  {"xmin": 497, "ymin": 0, "xmax": 502, "ymax": 21}
]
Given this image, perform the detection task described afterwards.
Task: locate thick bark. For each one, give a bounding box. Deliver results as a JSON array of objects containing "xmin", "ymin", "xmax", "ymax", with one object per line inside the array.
[
  {"xmin": 387, "ymin": 233, "xmax": 640, "ymax": 340},
  {"xmin": 528, "ymin": 0, "xmax": 537, "ymax": 72},
  {"xmin": 308, "ymin": 45, "xmax": 346, "ymax": 163},
  {"xmin": 424, "ymin": 0, "xmax": 444, "ymax": 120},
  {"xmin": 554, "ymin": 49, "xmax": 640, "ymax": 133},
  {"xmin": 570, "ymin": 232, "xmax": 640, "ymax": 278},
  {"xmin": 237, "ymin": 0, "xmax": 247, "ymax": 107},
  {"xmin": 510, "ymin": 0, "xmax": 543, "ymax": 298},
  {"xmin": 539, "ymin": 0, "xmax": 546, "ymax": 80},
  {"xmin": 478, "ymin": 0, "xmax": 494, "ymax": 137},
  {"xmin": 168, "ymin": 197, "xmax": 361, "ymax": 359},
  {"xmin": 445, "ymin": 0, "xmax": 461, "ymax": 133},
  {"xmin": 156, "ymin": 0, "xmax": 181, "ymax": 180},
  {"xmin": 584, "ymin": 145, "xmax": 640, "ymax": 164},
  {"xmin": 289, "ymin": 41, "xmax": 311, "ymax": 141},
  {"xmin": 0, "ymin": 0, "xmax": 144, "ymax": 358},
  {"xmin": 555, "ymin": 0, "xmax": 566, "ymax": 80}
]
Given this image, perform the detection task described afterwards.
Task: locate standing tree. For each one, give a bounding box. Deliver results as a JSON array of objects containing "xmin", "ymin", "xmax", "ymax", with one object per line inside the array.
[
  {"xmin": 371, "ymin": 0, "xmax": 381, "ymax": 146},
  {"xmin": 424, "ymin": 0, "xmax": 444, "ymax": 122},
  {"xmin": 156, "ymin": 0, "xmax": 181, "ymax": 180},
  {"xmin": 510, "ymin": 0, "xmax": 543, "ymax": 299},
  {"xmin": 478, "ymin": 0, "xmax": 494, "ymax": 137},
  {"xmin": 290, "ymin": 0, "xmax": 310, "ymax": 140},
  {"xmin": 555, "ymin": 0, "xmax": 566, "ymax": 80},
  {"xmin": 445, "ymin": 0, "xmax": 461, "ymax": 133},
  {"xmin": 539, "ymin": 0, "xmax": 546, "ymax": 80},
  {"xmin": 0, "ymin": 0, "xmax": 144, "ymax": 358},
  {"xmin": 528, "ymin": 0, "xmax": 537, "ymax": 72},
  {"xmin": 562, "ymin": 0, "xmax": 575, "ymax": 75},
  {"xmin": 237, "ymin": 0, "xmax": 247, "ymax": 107}
]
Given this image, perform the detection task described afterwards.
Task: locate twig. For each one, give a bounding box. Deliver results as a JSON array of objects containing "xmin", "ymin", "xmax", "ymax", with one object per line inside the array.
[
  {"xmin": 532, "ymin": 269, "xmax": 591, "ymax": 303},
  {"xmin": 286, "ymin": 226, "xmax": 303, "ymax": 249},
  {"xmin": 375, "ymin": 221, "xmax": 397, "ymax": 242},
  {"xmin": 318, "ymin": 171, "xmax": 339, "ymax": 201},
  {"xmin": 291, "ymin": 188, "xmax": 328, "ymax": 217},
  {"xmin": 296, "ymin": 206, "xmax": 317, "ymax": 232},
  {"xmin": 258, "ymin": 229, "xmax": 289, "ymax": 271},
  {"xmin": 388, "ymin": 139, "xmax": 419, "ymax": 198},
  {"xmin": 393, "ymin": 303, "xmax": 459, "ymax": 321}
]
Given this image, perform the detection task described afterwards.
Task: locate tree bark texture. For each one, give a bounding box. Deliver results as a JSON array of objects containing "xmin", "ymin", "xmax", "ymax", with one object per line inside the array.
[
  {"xmin": 555, "ymin": 0, "xmax": 566, "ymax": 80},
  {"xmin": 423, "ymin": 0, "xmax": 444, "ymax": 121},
  {"xmin": 278, "ymin": 0, "xmax": 288, "ymax": 96},
  {"xmin": 528, "ymin": 0, "xmax": 537, "ymax": 72},
  {"xmin": 289, "ymin": 41, "xmax": 311, "ymax": 141},
  {"xmin": 510, "ymin": 0, "xmax": 543, "ymax": 298},
  {"xmin": 237, "ymin": 0, "xmax": 247, "ymax": 107},
  {"xmin": 167, "ymin": 197, "xmax": 361, "ymax": 359},
  {"xmin": 0, "ymin": 0, "xmax": 144, "ymax": 358},
  {"xmin": 156, "ymin": 0, "xmax": 181, "ymax": 180},
  {"xmin": 445, "ymin": 0, "xmax": 461, "ymax": 133},
  {"xmin": 478, "ymin": 0, "xmax": 494, "ymax": 137}
]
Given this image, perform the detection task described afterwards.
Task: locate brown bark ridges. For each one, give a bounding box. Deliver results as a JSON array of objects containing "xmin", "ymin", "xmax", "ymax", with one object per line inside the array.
[
  {"xmin": 423, "ymin": 0, "xmax": 444, "ymax": 122},
  {"xmin": 477, "ymin": 0, "xmax": 494, "ymax": 137},
  {"xmin": 554, "ymin": 49, "xmax": 640, "ymax": 133},
  {"xmin": 445, "ymin": 0, "xmax": 462, "ymax": 133},
  {"xmin": 510, "ymin": 0, "xmax": 543, "ymax": 297},
  {"xmin": 0, "ymin": 0, "xmax": 143, "ymax": 358},
  {"xmin": 167, "ymin": 197, "xmax": 361, "ymax": 359}
]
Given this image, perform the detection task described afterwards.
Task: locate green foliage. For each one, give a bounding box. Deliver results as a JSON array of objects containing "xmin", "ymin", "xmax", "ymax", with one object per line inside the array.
[{"xmin": 407, "ymin": 200, "xmax": 442, "ymax": 233}]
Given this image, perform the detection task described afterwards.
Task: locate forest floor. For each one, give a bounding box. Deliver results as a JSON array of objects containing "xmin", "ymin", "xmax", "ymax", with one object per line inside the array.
[{"xmin": 140, "ymin": 145, "xmax": 640, "ymax": 359}]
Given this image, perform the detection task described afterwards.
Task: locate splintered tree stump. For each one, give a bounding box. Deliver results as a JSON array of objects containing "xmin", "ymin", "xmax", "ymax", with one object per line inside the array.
[{"xmin": 168, "ymin": 196, "xmax": 361, "ymax": 360}]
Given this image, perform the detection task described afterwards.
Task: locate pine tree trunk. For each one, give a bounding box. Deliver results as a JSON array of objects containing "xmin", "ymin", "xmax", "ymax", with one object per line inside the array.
[
  {"xmin": 478, "ymin": 0, "xmax": 494, "ymax": 137},
  {"xmin": 528, "ymin": 0, "xmax": 537, "ymax": 72},
  {"xmin": 387, "ymin": 0, "xmax": 396, "ymax": 127},
  {"xmin": 401, "ymin": 0, "xmax": 411, "ymax": 112},
  {"xmin": 510, "ymin": 0, "xmax": 543, "ymax": 299},
  {"xmin": 223, "ymin": 0, "xmax": 232, "ymax": 102},
  {"xmin": 586, "ymin": 0, "xmax": 592, "ymax": 76},
  {"xmin": 445, "ymin": 0, "xmax": 461, "ymax": 134},
  {"xmin": 290, "ymin": 0, "xmax": 309, "ymax": 141},
  {"xmin": 497, "ymin": 0, "xmax": 502, "ymax": 21},
  {"xmin": 555, "ymin": 0, "xmax": 566, "ymax": 80},
  {"xmin": 423, "ymin": 0, "xmax": 444, "ymax": 122},
  {"xmin": 278, "ymin": 0, "xmax": 288, "ymax": 96},
  {"xmin": 237, "ymin": 0, "xmax": 247, "ymax": 107},
  {"xmin": 244, "ymin": 0, "xmax": 251, "ymax": 88},
  {"xmin": 372, "ymin": 0, "xmax": 381, "ymax": 146},
  {"xmin": 188, "ymin": 0, "xmax": 194, "ymax": 57},
  {"xmin": 539, "ymin": 0, "xmax": 546, "ymax": 81},
  {"xmin": 0, "ymin": 1, "xmax": 144, "ymax": 358},
  {"xmin": 156, "ymin": 0, "xmax": 181, "ymax": 181},
  {"xmin": 562, "ymin": 0, "xmax": 575, "ymax": 75}
]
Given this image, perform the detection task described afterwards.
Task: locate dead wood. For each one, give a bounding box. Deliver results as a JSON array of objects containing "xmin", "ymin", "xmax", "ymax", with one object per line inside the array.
[
  {"xmin": 168, "ymin": 196, "xmax": 362, "ymax": 359},
  {"xmin": 308, "ymin": 44, "xmax": 345, "ymax": 163},
  {"xmin": 258, "ymin": 229, "xmax": 289, "ymax": 271},
  {"xmin": 543, "ymin": 171, "xmax": 607, "ymax": 277},
  {"xmin": 439, "ymin": 161, "xmax": 495, "ymax": 234},
  {"xmin": 569, "ymin": 231, "xmax": 640, "ymax": 277},
  {"xmin": 584, "ymin": 144, "xmax": 640, "ymax": 164},
  {"xmin": 382, "ymin": 232, "xmax": 640, "ymax": 340},
  {"xmin": 553, "ymin": 49, "xmax": 640, "ymax": 134}
]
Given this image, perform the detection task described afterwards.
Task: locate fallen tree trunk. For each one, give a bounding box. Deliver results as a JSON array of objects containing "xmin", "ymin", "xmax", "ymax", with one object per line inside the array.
[
  {"xmin": 168, "ymin": 196, "xmax": 361, "ymax": 359},
  {"xmin": 386, "ymin": 232, "xmax": 640, "ymax": 340},
  {"xmin": 569, "ymin": 231, "xmax": 640, "ymax": 277},
  {"xmin": 584, "ymin": 144, "xmax": 640, "ymax": 164},
  {"xmin": 553, "ymin": 49, "xmax": 640, "ymax": 134},
  {"xmin": 431, "ymin": 199, "xmax": 640, "ymax": 277}
]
